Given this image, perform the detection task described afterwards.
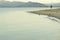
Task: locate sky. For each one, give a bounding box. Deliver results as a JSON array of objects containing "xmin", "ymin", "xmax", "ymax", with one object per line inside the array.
[{"xmin": 2, "ymin": 0, "xmax": 60, "ymax": 4}]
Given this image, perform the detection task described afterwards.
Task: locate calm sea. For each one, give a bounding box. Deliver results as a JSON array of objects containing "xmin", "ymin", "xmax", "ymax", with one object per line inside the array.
[{"xmin": 0, "ymin": 7, "xmax": 60, "ymax": 40}]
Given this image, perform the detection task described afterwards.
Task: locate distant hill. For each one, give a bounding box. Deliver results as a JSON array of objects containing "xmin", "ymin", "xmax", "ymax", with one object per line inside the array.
[
  {"xmin": 45, "ymin": 3, "xmax": 60, "ymax": 7},
  {"xmin": 0, "ymin": 2, "xmax": 47, "ymax": 7},
  {"xmin": 52, "ymin": 3, "xmax": 60, "ymax": 7}
]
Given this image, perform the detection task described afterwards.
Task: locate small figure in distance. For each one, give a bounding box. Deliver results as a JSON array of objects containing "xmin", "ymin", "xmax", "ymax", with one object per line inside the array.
[{"xmin": 50, "ymin": 5, "xmax": 52, "ymax": 8}]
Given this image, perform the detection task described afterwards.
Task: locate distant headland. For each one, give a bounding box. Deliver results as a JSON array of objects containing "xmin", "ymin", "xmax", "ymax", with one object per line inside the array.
[{"xmin": 0, "ymin": 0, "xmax": 47, "ymax": 7}]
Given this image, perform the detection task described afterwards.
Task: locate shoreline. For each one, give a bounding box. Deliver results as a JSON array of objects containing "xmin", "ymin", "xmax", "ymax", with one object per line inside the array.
[{"xmin": 29, "ymin": 8, "xmax": 60, "ymax": 19}]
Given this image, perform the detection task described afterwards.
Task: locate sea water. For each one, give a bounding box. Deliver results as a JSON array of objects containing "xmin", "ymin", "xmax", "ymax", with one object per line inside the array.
[{"xmin": 0, "ymin": 7, "xmax": 60, "ymax": 40}]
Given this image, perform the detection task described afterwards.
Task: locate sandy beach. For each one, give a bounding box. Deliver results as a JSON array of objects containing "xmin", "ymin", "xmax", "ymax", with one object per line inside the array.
[{"xmin": 30, "ymin": 8, "xmax": 60, "ymax": 19}]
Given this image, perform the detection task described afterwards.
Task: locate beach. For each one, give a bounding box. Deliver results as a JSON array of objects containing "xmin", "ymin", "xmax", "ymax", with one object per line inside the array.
[{"xmin": 30, "ymin": 8, "xmax": 60, "ymax": 19}]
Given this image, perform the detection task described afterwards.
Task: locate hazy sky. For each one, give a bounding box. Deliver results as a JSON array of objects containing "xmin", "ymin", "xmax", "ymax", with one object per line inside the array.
[{"xmin": 4, "ymin": 0, "xmax": 60, "ymax": 3}]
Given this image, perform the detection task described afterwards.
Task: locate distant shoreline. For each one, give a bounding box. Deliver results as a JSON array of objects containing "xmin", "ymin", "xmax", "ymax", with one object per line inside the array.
[{"xmin": 29, "ymin": 8, "xmax": 60, "ymax": 19}]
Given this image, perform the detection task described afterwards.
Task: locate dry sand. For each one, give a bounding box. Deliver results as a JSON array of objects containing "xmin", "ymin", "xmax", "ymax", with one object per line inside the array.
[{"xmin": 29, "ymin": 8, "xmax": 60, "ymax": 19}]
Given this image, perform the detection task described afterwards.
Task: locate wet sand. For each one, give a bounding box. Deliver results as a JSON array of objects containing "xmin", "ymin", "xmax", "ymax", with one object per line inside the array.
[{"xmin": 29, "ymin": 8, "xmax": 60, "ymax": 19}]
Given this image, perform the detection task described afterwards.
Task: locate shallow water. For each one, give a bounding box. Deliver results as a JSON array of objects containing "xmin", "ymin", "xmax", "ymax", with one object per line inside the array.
[{"xmin": 0, "ymin": 8, "xmax": 60, "ymax": 40}]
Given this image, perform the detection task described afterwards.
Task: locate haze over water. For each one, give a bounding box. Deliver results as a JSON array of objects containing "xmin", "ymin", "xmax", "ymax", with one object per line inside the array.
[{"xmin": 0, "ymin": 8, "xmax": 60, "ymax": 40}]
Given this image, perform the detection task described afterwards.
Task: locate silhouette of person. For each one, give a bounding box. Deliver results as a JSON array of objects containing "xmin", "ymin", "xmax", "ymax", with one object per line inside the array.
[{"xmin": 50, "ymin": 5, "xmax": 52, "ymax": 8}]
